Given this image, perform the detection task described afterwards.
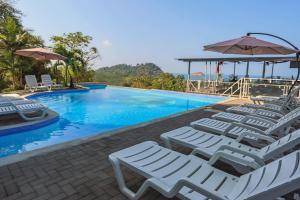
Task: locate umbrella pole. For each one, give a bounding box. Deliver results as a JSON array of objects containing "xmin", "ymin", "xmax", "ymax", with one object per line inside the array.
[
  {"xmin": 245, "ymin": 61, "xmax": 249, "ymax": 78},
  {"xmin": 186, "ymin": 61, "xmax": 191, "ymax": 92},
  {"xmin": 233, "ymin": 62, "xmax": 236, "ymax": 78},
  {"xmin": 271, "ymin": 62, "xmax": 274, "ymax": 78},
  {"xmin": 262, "ymin": 61, "xmax": 266, "ymax": 78}
]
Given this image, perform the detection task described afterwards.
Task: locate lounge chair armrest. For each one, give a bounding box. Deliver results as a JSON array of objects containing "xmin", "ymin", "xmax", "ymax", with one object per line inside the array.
[
  {"xmin": 216, "ymin": 145, "xmax": 265, "ymax": 166},
  {"xmin": 243, "ymin": 115, "xmax": 276, "ymax": 126},
  {"xmin": 236, "ymin": 131, "xmax": 276, "ymax": 143},
  {"xmin": 174, "ymin": 177, "xmax": 228, "ymax": 200},
  {"xmin": 231, "ymin": 122, "xmax": 265, "ymax": 134},
  {"xmin": 208, "ymin": 150, "xmax": 262, "ymax": 170}
]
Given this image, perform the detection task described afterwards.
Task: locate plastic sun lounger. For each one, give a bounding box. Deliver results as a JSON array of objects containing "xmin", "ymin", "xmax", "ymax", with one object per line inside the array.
[
  {"xmin": 227, "ymin": 106, "xmax": 284, "ymax": 120},
  {"xmin": 251, "ymin": 86, "xmax": 300, "ymax": 105},
  {"xmin": 0, "ymin": 100, "xmax": 48, "ymax": 121},
  {"xmin": 109, "ymin": 141, "xmax": 300, "ymax": 200},
  {"xmin": 41, "ymin": 74, "xmax": 63, "ymax": 90},
  {"xmin": 190, "ymin": 109, "xmax": 300, "ymax": 147},
  {"xmin": 25, "ymin": 75, "xmax": 48, "ymax": 92},
  {"xmin": 211, "ymin": 112, "xmax": 275, "ymax": 130},
  {"xmin": 244, "ymin": 87, "xmax": 300, "ymax": 114},
  {"xmin": 161, "ymin": 126, "xmax": 300, "ymax": 173},
  {"xmin": 212, "ymin": 107, "xmax": 300, "ymax": 130}
]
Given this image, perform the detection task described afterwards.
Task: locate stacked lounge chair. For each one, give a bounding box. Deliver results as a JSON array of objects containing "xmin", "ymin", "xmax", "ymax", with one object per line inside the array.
[
  {"xmin": 211, "ymin": 106, "xmax": 300, "ymax": 130},
  {"xmin": 251, "ymin": 85, "xmax": 300, "ymax": 105},
  {"xmin": 229, "ymin": 86, "xmax": 300, "ymax": 115}
]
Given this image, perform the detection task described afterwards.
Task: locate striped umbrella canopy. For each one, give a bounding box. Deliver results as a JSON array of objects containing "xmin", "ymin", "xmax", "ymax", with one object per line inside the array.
[{"xmin": 15, "ymin": 48, "xmax": 67, "ymax": 61}]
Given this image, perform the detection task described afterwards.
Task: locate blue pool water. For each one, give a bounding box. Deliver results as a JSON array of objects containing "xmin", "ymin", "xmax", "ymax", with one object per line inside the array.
[{"xmin": 0, "ymin": 86, "xmax": 226, "ymax": 158}]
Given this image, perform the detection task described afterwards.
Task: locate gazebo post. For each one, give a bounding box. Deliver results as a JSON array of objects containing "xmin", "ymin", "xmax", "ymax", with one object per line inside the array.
[
  {"xmin": 271, "ymin": 62, "xmax": 275, "ymax": 78},
  {"xmin": 186, "ymin": 61, "xmax": 191, "ymax": 92},
  {"xmin": 209, "ymin": 62, "xmax": 212, "ymax": 81},
  {"xmin": 245, "ymin": 61, "xmax": 250, "ymax": 78},
  {"xmin": 262, "ymin": 61, "xmax": 266, "ymax": 78},
  {"xmin": 233, "ymin": 62, "xmax": 236, "ymax": 77}
]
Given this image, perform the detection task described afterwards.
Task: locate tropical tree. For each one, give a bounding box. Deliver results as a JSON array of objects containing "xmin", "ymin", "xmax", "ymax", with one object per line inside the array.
[
  {"xmin": 0, "ymin": 15, "xmax": 44, "ymax": 90},
  {"xmin": 0, "ymin": 0, "xmax": 21, "ymax": 21},
  {"xmin": 51, "ymin": 32, "xmax": 99, "ymax": 84}
]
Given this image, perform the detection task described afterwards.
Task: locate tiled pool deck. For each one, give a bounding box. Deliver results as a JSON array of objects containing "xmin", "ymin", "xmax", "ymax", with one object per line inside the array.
[{"xmin": 0, "ymin": 98, "xmax": 248, "ymax": 200}]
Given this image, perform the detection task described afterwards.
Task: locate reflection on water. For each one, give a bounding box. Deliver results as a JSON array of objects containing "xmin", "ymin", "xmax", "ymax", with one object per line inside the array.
[{"xmin": 0, "ymin": 86, "xmax": 225, "ymax": 157}]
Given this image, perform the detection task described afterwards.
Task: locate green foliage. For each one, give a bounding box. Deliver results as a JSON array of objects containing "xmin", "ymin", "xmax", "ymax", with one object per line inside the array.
[
  {"xmin": 0, "ymin": 15, "xmax": 44, "ymax": 90},
  {"xmin": 94, "ymin": 63, "xmax": 163, "ymax": 85},
  {"xmin": 94, "ymin": 63, "xmax": 185, "ymax": 91},
  {"xmin": 0, "ymin": 0, "xmax": 22, "ymax": 21},
  {"xmin": 51, "ymin": 32, "xmax": 99, "ymax": 84}
]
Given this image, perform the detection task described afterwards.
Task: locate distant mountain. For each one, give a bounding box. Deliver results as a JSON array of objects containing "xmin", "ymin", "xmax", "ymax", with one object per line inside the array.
[{"xmin": 94, "ymin": 63, "xmax": 163, "ymax": 85}]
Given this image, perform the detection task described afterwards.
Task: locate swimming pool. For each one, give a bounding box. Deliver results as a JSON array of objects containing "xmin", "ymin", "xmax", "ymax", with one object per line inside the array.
[{"xmin": 0, "ymin": 86, "xmax": 227, "ymax": 158}]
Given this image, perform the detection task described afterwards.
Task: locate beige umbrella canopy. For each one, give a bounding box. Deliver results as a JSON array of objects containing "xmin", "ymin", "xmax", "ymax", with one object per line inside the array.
[
  {"xmin": 15, "ymin": 48, "xmax": 67, "ymax": 61},
  {"xmin": 204, "ymin": 36, "xmax": 299, "ymax": 55}
]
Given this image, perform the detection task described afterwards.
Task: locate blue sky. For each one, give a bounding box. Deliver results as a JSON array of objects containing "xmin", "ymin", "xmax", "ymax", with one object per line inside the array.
[{"xmin": 16, "ymin": 0, "xmax": 300, "ymax": 77}]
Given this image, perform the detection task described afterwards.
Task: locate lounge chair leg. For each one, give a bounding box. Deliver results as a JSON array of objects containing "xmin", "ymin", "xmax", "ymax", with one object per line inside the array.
[
  {"xmin": 160, "ymin": 137, "xmax": 172, "ymax": 149},
  {"xmin": 18, "ymin": 109, "xmax": 48, "ymax": 121},
  {"xmin": 109, "ymin": 157, "xmax": 150, "ymax": 200}
]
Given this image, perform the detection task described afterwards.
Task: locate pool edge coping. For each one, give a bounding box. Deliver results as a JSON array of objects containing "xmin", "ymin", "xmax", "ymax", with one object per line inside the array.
[{"xmin": 0, "ymin": 96, "xmax": 236, "ymax": 167}]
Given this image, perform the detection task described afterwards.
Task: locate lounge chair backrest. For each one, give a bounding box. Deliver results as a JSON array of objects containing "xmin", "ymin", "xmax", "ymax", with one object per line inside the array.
[
  {"xmin": 266, "ymin": 107, "xmax": 300, "ymax": 135},
  {"xmin": 41, "ymin": 74, "xmax": 52, "ymax": 86},
  {"xmin": 283, "ymin": 86, "xmax": 300, "ymax": 107},
  {"xmin": 261, "ymin": 129, "xmax": 300, "ymax": 159},
  {"xmin": 228, "ymin": 150, "xmax": 300, "ymax": 200},
  {"xmin": 25, "ymin": 75, "xmax": 38, "ymax": 87}
]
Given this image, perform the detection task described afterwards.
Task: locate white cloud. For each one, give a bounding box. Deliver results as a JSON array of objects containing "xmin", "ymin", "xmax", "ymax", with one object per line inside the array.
[{"xmin": 101, "ymin": 40, "xmax": 112, "ymax": 48}]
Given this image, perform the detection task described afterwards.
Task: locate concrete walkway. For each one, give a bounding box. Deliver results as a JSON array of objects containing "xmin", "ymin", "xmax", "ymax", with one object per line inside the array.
[{"xmin": 0, "ymin": 99, "xmax": 247, "ymax": 200}]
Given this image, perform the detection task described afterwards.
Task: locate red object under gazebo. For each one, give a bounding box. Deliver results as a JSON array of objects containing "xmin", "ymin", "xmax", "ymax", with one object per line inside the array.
[{"xmin": 191, "ymin": 71, "xmax": 205, "ymax": 76}]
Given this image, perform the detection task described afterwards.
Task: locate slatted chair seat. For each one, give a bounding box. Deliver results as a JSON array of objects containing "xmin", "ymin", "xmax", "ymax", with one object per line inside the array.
[
  {"xmin": 227, "ymin": 107, "xmax": 284, "ymax": 120},
  {"xmin": 0, "ymin": 105, "xmax": 17, "ymax": 114},
  {"xmin": 212, "ymin": 112, "xmax": 274, "ymax": 130}
]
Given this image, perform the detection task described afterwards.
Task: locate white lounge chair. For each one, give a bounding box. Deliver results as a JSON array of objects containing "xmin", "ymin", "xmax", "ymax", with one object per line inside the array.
[
  {"xmin": 25, "ymin": 75, "xmax": 47, "ymax": 92},
  {"xmin": 227, "ymin": 106, "xmax": 284, "ymax": 120},
  {"xmin": 244, "ymin": 87, "xmax": 300, "ymax": 114},
  {"xmin": 251, "ymin": 86, "xmax": 300, "ymax": 105},
  {"xmin": 109, "ymin": 141, "xmax": 300, "ymax": 200},
  {"xmin": 190, "ymin": 109, "xmax": 300, "ymax": 147},
  {"xmin": 212, "ymin": 112, "xmax": 275, "ymax": 130},
  {"xmin": 161, "ymin": 126, "xmax": 300, "ymax": 172},
  {"xmin": 0, "ymin": 100, "xmax": 48, "ymax": 121},
  {"xmin": 41, "ymin": 74, "xmax": 62, "ymax": 90},
  {"xmin": 212, "ymin": 107, "xmax": 300, "ymax": 130}
]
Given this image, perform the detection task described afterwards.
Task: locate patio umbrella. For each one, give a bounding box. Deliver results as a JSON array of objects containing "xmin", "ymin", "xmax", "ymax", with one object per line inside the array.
[
  {"xmin": 204, "ymin": 36, "xmax": 299, "ymax": 55},
  {"xmin": 204, "ymin": 35, "xmax": 299, "ymax": 79},
  {"xmin": 15, "ymin": 48, "xmax": 67, "ymax": 61},
  {"xmin": 16, "ymin": 48, "xmax": 68, "ymax": 87}
]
